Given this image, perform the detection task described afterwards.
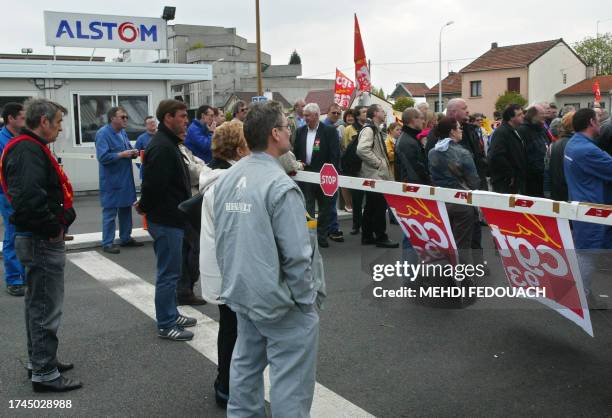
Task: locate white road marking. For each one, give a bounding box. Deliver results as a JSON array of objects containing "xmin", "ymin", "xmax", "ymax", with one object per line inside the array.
[
  {"xmin": 0, "ymin": 228, "xmax": 152, "ymax": 253},
  {"xmin": 68, "ymin": 251, "xmax": 374, "ymax": 418}
]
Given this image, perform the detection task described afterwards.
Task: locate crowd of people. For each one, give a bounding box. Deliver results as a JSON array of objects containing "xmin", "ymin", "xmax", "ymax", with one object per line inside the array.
[{"xmin": 0, "ymin": 92, "xmax": 611, "ymax": 416}]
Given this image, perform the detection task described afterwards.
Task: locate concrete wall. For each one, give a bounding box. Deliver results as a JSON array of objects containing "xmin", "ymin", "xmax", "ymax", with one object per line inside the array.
[
  {"xmin": 528, "ymin": 44, "xmax": 586, "ymax": 106},
  {"xmin": 0, "ymin": 78, "xmax": 170, "ymax": 191},
  {"xmin": 425, "ymin": 93, "xmax": 461, "ymax": 112},
  {"xmin": 461, "ymin": 68, "xmax": 528, "ymax": 117},
  {"xmin": 555, "ymin": 94, "xmax": 612, "ymax": 111}
]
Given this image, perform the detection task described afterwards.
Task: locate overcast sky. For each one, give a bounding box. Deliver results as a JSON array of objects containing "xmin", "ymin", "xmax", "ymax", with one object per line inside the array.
[{"xmin": 3, "ymin": 0, "xmax": 611, "ymax": 94}]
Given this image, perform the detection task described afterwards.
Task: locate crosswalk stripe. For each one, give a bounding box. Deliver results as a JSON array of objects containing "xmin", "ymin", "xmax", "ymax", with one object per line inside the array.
[{"xmin": 68, "ymin": 251, "xmax": 374, "ymax": 418}]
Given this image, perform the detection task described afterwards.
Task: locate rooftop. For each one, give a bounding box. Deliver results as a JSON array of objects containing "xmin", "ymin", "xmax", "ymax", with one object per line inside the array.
[
  {"xmin": 557, "ymin": 75, "xmax": 612, "ymax": 96},
  {"xmin": 425, "ymin": 72, "xmax": 462, "ymax": 95}
]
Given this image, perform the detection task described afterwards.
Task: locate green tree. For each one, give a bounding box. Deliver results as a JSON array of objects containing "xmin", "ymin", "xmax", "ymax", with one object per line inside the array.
[
  {"xmin": 289, "ymin": 50, "xmax": 301, "ymax": 65},
  {"xmin": 574, "ymin": 33, "xmax": 612, "ymax": 76},
  {"xmin": 495, "ymin": 91, "xmax": 528, "ymax": 113},
  {"xmin": 371, "ymin": 86, "xmax": 385, "ymax": 98},
  {"xmin": 392, "ymin": 96, "xmax": 415, "ymax": 112}
]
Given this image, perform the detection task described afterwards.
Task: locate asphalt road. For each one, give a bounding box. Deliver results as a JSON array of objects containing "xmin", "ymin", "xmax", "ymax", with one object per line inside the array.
[{"xmin": 1, "ymin": 213, "xmax": 612, "ymax": 417}]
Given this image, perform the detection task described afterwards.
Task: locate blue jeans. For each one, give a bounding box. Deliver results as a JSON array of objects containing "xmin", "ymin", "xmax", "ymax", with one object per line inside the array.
[
  {"xmin": 148, "ymin": 222, "xmax": 183, "ymax": 329},
  {"xmin": 0, "ymin": 193, "xmax": 25, "ymax": 286},
  {"xmin": 15, "ymin": 235, "xmax": 65, "ymax": 382},
  {"xmin": 102, "ymin": 206, "xmax": 133, "ymax": 247},
  {"xmin": 327, "ymin": 192, "xmax": 340, "ymax": 234}
]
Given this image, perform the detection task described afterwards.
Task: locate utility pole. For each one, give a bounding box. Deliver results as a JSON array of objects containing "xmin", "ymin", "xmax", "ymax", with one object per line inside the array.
[{"xmin": 255, "ymin": 0, "xmax": 263, "ymax": 96}]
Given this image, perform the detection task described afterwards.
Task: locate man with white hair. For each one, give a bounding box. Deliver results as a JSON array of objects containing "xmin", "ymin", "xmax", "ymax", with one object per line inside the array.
[
  {"xmin": 416, "ymin": 102, "xmax": 429, "ymax": 114},
  {"xmin": 294, "ymin": 103, "xmax": 341, "ymax": 248}
]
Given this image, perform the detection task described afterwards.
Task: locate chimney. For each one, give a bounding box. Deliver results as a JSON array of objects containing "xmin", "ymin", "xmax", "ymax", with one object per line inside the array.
[{"xmin": 491, "ymin": 42, "xmax": 498, "ymax": 49}]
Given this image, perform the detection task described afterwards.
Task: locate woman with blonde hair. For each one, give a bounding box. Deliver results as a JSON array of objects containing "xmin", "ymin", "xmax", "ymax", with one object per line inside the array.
[
  {"xmin": 199, "ymin": 120, "xmax": 250, "ymax": 408},
  {"xmin": 385, "ymin": 122, "xmax": 402, "ymax": 178}
]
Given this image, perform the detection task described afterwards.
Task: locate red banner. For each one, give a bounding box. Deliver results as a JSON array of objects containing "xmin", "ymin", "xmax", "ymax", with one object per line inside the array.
[
  {"xmin": 385, "ymin": 194, "xmax": 458, "ymax": 264},
  {"xmin": 593, "ymin": 80, "xmax": 601, "ymax": 103},
  {"xmin": 334, "ymin": 68, "xmax": 355, "ymax": 108},
  {"xmin": 354, "ymin": 14, "xmax": 371, "ymax": 93},
  {"xmin": 481, "ymin": 209, "xmax": 592, "ymax": 336}
]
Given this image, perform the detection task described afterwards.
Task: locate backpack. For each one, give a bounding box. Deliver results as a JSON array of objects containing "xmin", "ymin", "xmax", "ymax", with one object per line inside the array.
[{"xmin": 341, "ymin": 123, "xmax": 375, "ymax": 176}]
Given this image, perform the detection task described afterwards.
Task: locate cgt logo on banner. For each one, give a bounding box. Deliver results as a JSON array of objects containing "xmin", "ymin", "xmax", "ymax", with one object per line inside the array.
[
  {"xmin": 334, "ymin": 68, "xmax": 355, "ymax": 108},
  {"xmin": 481, "ymin": 209, "xmax": 593, "ymax": 336},
  {"xmin": 44, "ymin": 11, "xmax": 167, "ymax": 50},
  {"xmin": 385, "ymin": 194, "xmax": 458, "ymax": 264}
]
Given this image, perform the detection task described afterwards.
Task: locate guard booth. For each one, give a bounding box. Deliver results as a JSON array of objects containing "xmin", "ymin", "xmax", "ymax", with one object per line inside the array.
[{"xmin": 0, "ymin": 59, "xmax": 211, "ymax": 191}]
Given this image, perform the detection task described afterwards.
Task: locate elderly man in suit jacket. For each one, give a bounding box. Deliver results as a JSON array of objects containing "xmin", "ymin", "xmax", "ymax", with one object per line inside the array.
[{"xmin": 294, "ymin": 103, "xmax": 341, "ymax": 248}]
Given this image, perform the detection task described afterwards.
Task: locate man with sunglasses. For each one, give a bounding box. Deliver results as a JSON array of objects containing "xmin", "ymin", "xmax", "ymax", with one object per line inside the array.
[
  {"xmin": 231, "ymin": 100, "xmax": 247, "ymax": 123},
  {"xmin": 95, "ymin": 106, "xmax": 141, "ymax": 254}
]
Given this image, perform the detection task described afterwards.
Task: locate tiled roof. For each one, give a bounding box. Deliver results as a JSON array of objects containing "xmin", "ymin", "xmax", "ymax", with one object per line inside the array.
[
  {"xmin": 304, "ymin": 89, "xmax": 337, "ymax": 114},
  {"xmin": 460, "ymin": 39, "xmax": 563, "ymax": 73},
  {"xmin": 425, "ymin": 72, "xmax": 462, "ymax": 95},
  {"xmin": 557, "ymin": 75, "xmax": 612, "ymax": 96},
  {"xmin": 398, "ymin": 82, "xmax": 429, "ymax": 97},
  {"xmin": 230, "ymin": 91, "xmax": 291, "ymax": 109}
]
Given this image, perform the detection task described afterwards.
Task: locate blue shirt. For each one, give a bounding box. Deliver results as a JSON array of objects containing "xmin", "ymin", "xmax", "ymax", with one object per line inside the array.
[
  {"xmin": 135, "ymin": 131, "xmax": 154, "ymax": 179},
  {"xmin": 564, "ymin": 132, "xmax": 612, "ymax": 249},
  {"xmin": 0, "ymin": 127, "xmax": 18, "ymax": 195},
  {"xmin": 185, "ymin": 120, "xmax": 212, "ymax": 163}
]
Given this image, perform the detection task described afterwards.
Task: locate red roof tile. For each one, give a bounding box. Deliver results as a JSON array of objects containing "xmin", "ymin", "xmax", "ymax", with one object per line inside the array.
[
  {"xmin": 425, "ymin": 72, "xmax": 462, "ymax": 95},
  {"xmin": 399, "ymin": 82, "xmax": 429, "ymax": 97},
  {"xmin": 460, "ymin": 39, "xmax": 563, "ymax": 73},
  {"xmin": 557, "ymin": 75, "xmax": 612, "ymax": 96},
  {"xmin": 304, "ymin": 90, "xmax": 337, "ymax": 114}
]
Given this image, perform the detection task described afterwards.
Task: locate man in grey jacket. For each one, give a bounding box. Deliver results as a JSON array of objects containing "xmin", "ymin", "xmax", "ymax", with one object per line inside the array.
[
  {"xmin": 357, "ymin": 104, "xmax": 399, "ymax": 248},
  {"xmin": 214, "ymin": 101, "xmax": 319, "ymax": 417}
]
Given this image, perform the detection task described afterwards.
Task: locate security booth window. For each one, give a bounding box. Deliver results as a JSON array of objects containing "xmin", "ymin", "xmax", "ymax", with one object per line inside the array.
[
  {"xmin": 0, "ymin": 96, "xmax": 31, "ymax": 118},
  {"xmin": 72, "ymin": 93, "xmax": 151, "ymax": 146}
]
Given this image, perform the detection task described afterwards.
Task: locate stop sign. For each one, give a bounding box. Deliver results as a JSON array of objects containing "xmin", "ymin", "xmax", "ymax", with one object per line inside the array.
[{"xmin": 319, "ymin": 163, "xmax": 339, "ymax": 197}]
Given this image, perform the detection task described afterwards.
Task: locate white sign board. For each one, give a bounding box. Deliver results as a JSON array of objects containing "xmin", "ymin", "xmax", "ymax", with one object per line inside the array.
[{"xmin": 44, "ymin": 11, "xmax": 167, "ymax": 50}]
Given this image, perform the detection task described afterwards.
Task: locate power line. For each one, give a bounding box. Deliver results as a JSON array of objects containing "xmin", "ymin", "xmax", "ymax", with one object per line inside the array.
[{"xmin": 300, "ymin": 57, "xmax": 477, "ymax": 79}]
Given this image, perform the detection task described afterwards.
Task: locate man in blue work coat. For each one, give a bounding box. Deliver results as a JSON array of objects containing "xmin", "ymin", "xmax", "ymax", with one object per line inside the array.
[
  {"xmin": 184, "ymin": 105, "xmax": 215, "ymax": 163},
  {"xmin": 95, "ymin": 106, "xmax": 143, "ymax": 254},
  {"xmin": 0, "ymin": 102, "xmax": 26, "ymax": 296},
  {"xmin": 564, "ymin": 108, "xmax": 612, "ymax": 310}
]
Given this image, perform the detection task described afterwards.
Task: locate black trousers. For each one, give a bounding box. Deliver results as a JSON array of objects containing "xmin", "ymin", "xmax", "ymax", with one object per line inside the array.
[
  {"xmin": 362, "ymin": 191, "xmax": 388, "ymax": 240},
  {"xmin": 525, "ymin": 172, "xmax": 544, "ymax": 198},
  {"xmin": 300, "ymin": 182, "xmax": 331, "ymax": 240},
  {"xmin": 217, "ymin": 304, "xmax": 237, "ymax": 392},
  {"xmin": 177, "ymin": 223, "xmax": 199, "ymax": 296},
  {"xmin": 446, "ymin": 203, "xmax": 476, "ymax": 264},
  {"xmin": 351, "ymin": 189, "xmax": 364, "ymax": 231}
]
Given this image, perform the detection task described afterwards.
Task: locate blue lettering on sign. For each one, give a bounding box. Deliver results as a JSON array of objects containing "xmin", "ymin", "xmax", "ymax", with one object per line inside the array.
[
  {"xmin": 140, "ymin": 25, "xmax": 157, "ymax": 42},
  {"xmin": 89, "ymin": 22, "xmax": 103, "ymax": 40},
  {"xmin": 56, "ymin": 20, "xmax": 74, "ymax": 38},
  {"xmin": 101, "ymin": 22, "xmax": 117, "ymax": 39},
  {"xmin": 75, "ymin": 21, "xmax": 89, "ymax": 39},
  {"xmin": 54, "ymin": 20, "xmax": 159, "ymax": 43}
]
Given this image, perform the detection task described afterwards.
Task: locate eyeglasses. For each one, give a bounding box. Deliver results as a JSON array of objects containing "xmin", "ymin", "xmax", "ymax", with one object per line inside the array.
[
  {"xmin": 120, "ymin": 115, "xmax": 129, "ymax": 120},
  {"xmin": 275, "ymin": 125, "xmax": 290, "ymax": 130},
  {"xmin": 330, "ymin": 111, "xmax": 341, "ymax": 115},
  {"xmin": 239, "ymin": 108, "xmax": 247, "ymax": 113}
]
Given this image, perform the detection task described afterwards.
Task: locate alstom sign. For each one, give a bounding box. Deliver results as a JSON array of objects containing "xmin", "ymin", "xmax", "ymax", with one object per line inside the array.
[{"xmin": 44, "ymin": 11, "xmax": 167, "ymax": 50}]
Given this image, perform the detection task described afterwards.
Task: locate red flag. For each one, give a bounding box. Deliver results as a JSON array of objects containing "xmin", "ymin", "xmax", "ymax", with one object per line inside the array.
[
  {"xmin": 334, "ymin": 68, "xmax": 355, "ymax": 108},
  {"xmin": 593, "ymin": 80, "xmax": 601, "ymax": 103},
  {"xmin": 354, "ymin": 14, "xmax": 371, "ymax": 93}
]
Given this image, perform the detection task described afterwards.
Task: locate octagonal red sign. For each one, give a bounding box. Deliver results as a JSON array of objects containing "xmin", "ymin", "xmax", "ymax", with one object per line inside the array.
[{"xmin": 319, "ymin": 163, "xmax": 339, "ymax": 197}]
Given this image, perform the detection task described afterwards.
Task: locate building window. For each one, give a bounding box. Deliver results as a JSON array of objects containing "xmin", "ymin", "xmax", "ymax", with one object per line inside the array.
[
  {"xmin": 507, "ymin": 77, "xmax": 520, "ymax": 93},
  {"xmin": 563, "ymin": 74, "xmax": 567, "ymax": 84},
  {"xmin": 434, "ymin": 100, "xmax": 442, "ymax": 112},
  {"xmin": 564, "ymin": 103, "xmax": 580, "ymax": 110},
  {"xmin": 0, "ymin": 96, "xmax": 31, "ymax": 117},
  {"xmin": 72, "ymin": 93, "xmax": 150, "ymax": 146},
  {"xmin": 470, "ymin": 81, "xmax": 482, "ymax": 97}
]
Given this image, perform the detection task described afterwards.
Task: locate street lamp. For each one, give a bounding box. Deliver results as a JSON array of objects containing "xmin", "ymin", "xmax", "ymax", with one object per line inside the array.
[
  {"xmin": 210, "ymin": 58, "xmax": 224, "ymax": 107},
  {"xmin": 161, "ymin": 6, "xmax": 176, "ymax": 63},
  {"xmin": 596, "ymin": 18, "xmax": 612, "ymax": 37},
  {"xmin": 438, "ymin": 21, "xmax": 454, "ymax": 112},
  {"xmin": 255, "ymin": 0, "xmax": 263, "ymax": 96}
]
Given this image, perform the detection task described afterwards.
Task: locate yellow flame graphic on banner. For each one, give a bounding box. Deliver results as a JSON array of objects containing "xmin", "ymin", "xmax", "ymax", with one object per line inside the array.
[
  {"xmin": 497, "ymin": 213, "xmax": 561, "ymax": 249},
  {"xmin": 394, "ymin": 198, "xmax": 442, "ymax": 223}
]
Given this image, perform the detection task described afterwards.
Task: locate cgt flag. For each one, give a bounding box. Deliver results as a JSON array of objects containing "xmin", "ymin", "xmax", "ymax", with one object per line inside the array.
[
  {"xmin": 593, "ymin": 80, "xmax": 601, "ymax": 103},
  {"xmin": 354, "ymin": 14, "xmax": 371, "ymax": 93},
  {"xmin": 334, "ymin": 68, "xmax": 355, "ymax": 108},
  {"xmin": 385, "ymin": 194, "xmax": 458, "ymax": 264},
  {"xmin": 481, "ymin": 208, "xmax": 593, "ymax": 336}
]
